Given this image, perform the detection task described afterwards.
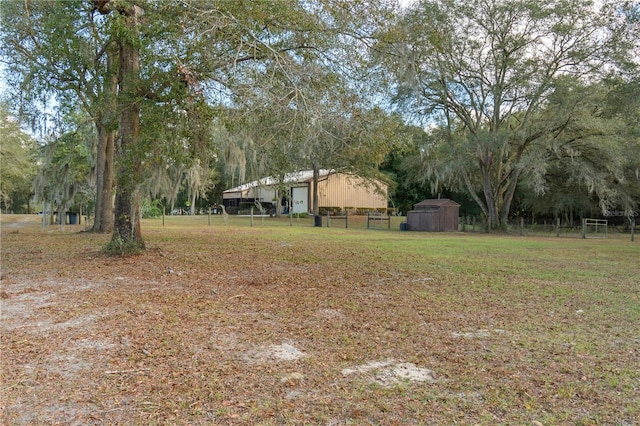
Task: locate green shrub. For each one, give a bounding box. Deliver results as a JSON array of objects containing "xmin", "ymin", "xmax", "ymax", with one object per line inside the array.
[
  {"xmin": 319, "ymin": 207, "xmax": 341, "ymax": 216},
  {"xmin": 142, "ymin": 199, "xmax": 163, "ymax": 218}
]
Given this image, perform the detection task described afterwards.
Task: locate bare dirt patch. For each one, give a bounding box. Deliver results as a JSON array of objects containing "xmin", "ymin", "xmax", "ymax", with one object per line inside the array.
[
  {"xmin": 243, "ymin": 342, "xmax": 306, "ymax": 364},
  {"xmin": 341, "ymin": 359, "xmax": 437, "ymax": 387}
]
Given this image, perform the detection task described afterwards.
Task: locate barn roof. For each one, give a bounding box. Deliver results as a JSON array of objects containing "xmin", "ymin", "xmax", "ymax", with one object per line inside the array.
[{"xmin": 223, "ymin": 170, "xmax": 333, "ymax": 193}]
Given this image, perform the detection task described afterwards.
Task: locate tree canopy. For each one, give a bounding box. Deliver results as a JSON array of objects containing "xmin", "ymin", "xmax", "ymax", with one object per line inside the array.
[{"xmin": 379, "ymin": 0, "xmax": 637, "ymax": 227}]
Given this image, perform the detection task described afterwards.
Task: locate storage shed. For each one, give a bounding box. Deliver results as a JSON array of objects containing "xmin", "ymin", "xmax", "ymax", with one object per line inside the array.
[{"xmin": 407, "ymin": 199, "xmax": 460, "ymax": 232}]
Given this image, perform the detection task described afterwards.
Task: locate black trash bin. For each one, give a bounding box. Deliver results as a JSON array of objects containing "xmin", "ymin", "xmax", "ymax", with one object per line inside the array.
[
  {"xmin": 68, "ymin": 212, "xmax": 79, "ymax": 225},
  {"xmin": 314, "ymin": 215, "xmax": 323, "ymax": 227},
  {"xmin": 400, "ymin": 222, "xmax": 408, "ymax": 231}
]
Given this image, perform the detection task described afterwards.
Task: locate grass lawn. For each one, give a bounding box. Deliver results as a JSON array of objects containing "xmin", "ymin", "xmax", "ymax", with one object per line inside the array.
[{"xmin": 1, "ymin": 214, "xmax": 638, "ymax": 425}]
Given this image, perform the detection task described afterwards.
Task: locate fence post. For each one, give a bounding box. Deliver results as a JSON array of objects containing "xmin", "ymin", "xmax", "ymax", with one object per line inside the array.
[
  {"xmin": 251, "ymin": 207, "xmax": 254, "ymax": 227},
  {"xmin": 582, "ymin": 218, "xmax": 586, "ymax": 239},
  {"xmin": 556, "ymin": 217, "xmax": 560, "ymax": 237},
  {"xmin": 208, "ymin": 208, "xmax": 211, "ymax": 226},
  {"xmin": 327, "ymin": 211, "xmax": 330, "ymax": 228},
  {"xmin": 632, "ymin": 217, "xmax": 635, "ymax": 242},
  {"xmin": 346, "ymin": 210, "xmax": 349, "ymax": 229},
  {"xmin": 162, "ymin": 206, "xmax": 165, "ymax": 226},
  {"xmin": 520, "ymin": 217, "xmax": 524, "ymax": 236}
]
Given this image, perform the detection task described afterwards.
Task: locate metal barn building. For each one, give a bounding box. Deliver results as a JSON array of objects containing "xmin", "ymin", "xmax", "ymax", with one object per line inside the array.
[{"xmin": 223, "ymin": 170, "xmax": 388, "ymax": 214}]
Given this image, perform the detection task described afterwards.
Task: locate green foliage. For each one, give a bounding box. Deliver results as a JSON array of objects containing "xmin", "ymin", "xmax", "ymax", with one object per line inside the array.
[
  {"xmin": 33, "ymin": 117, "xmax": 96, "ymax": 219},
  {"xmin": 0, "ymin": 104, "xmax": 38, "ymax": 212},
  {"xmin": 141, "ymin": 199, "xmax": 164, "ymax": 218},
  {"xmin": 381, "ymin": 125, "xmax": 441, "ymax": 213},
  {"xmin": 380, "ymin": 0, "xmax": 636, "ymax": 227},
  {"xmin": 514, "ymin": 77, "xmax": 640, "ymax": 220},
  {"xmin": 0, "ymin": 0, "xmax": 107, "ymax": 134},
  {"xmin": 102, "ymin": 234, "xmax": 144, "ymax": 256}
]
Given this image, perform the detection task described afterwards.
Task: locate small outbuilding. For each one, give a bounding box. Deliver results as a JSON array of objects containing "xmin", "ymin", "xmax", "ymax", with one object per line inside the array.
[{"xmin": 406, "ymin": 199, "xmax": 460, "ymax": 232}]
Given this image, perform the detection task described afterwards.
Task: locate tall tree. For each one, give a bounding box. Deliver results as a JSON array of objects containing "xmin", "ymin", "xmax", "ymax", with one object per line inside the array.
[
  {"xmin": 94, "ymin": 0, "xmax": 145, "ymax": 249},
  {"xmin": 1, "ymin": 0, "xmax": 118, "ymax": 232},
  {"xmin": 381, "ymin": 0, "xmax": 634, "ymax": 227}
]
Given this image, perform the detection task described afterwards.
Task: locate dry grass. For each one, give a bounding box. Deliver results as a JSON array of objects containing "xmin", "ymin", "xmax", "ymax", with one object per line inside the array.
[{"xmin": 1, "ymin": 214, "xmax": 638, "ymax": 425}]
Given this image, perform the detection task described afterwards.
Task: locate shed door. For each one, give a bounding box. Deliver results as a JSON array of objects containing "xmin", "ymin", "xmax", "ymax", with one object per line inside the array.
[{"xmin": 291, "ymin": 186, "xmax": 309, "ymax": 214}]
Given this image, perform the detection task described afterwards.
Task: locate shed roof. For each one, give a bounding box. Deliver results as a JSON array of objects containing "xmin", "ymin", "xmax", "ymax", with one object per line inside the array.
[{"xmin": 414, "ymin": 198, "xmax": 460, "ymax": 207}]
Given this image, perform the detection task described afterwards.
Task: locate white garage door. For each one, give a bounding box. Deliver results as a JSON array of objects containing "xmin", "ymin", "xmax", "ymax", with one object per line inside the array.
[{"xmin": 291, "ymin": 186, "xmax": 309, "ymax": 214}]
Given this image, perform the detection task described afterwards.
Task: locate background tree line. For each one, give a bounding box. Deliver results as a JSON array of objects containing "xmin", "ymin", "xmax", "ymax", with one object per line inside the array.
[{"xmin": 1, "ymin": 0, "xmax": 638, "ymax": 250}]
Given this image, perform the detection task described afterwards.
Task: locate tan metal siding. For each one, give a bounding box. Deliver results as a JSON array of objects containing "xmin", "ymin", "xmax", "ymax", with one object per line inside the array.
[{"xmin": 317, "ymin": 173, "xmax": 387, "ymax": 209}]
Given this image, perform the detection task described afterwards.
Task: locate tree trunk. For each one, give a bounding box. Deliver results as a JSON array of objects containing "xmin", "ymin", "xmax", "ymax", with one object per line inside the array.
[
  {"xmin": 190, "ymin": 192, "xmax": 196, "ymax": 215},
  {"xmin": 275, "ymin": 188, "xmax": 282, "ymax": 217},
  {"xmin": 111, "ymin": 4, "xmax": 144, "ymax": 249},
  {"xmin": 92, "ymin": 45, "xmax": 118, "ymax": 233},
  {"xmin": 461, "ymin": 167, "xmax": 488, "ymax": 218},
  {"xmin": 312, "ymin": 166, "xmax": 320, "ymax": 216},
  {"xmin": 93, "ymin": 120, "xmax": 115, "ymax": 233},
  {"xmin": 480, "ymin": 158, "xmax": 500, "ymax": 229},
  {"xmin": 499, "ymin": 171, "xmax": 520, "ymax": 228},
  {"xmin": 26, "ymin": 191, "xmax": 32, "ymax": 214}
]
